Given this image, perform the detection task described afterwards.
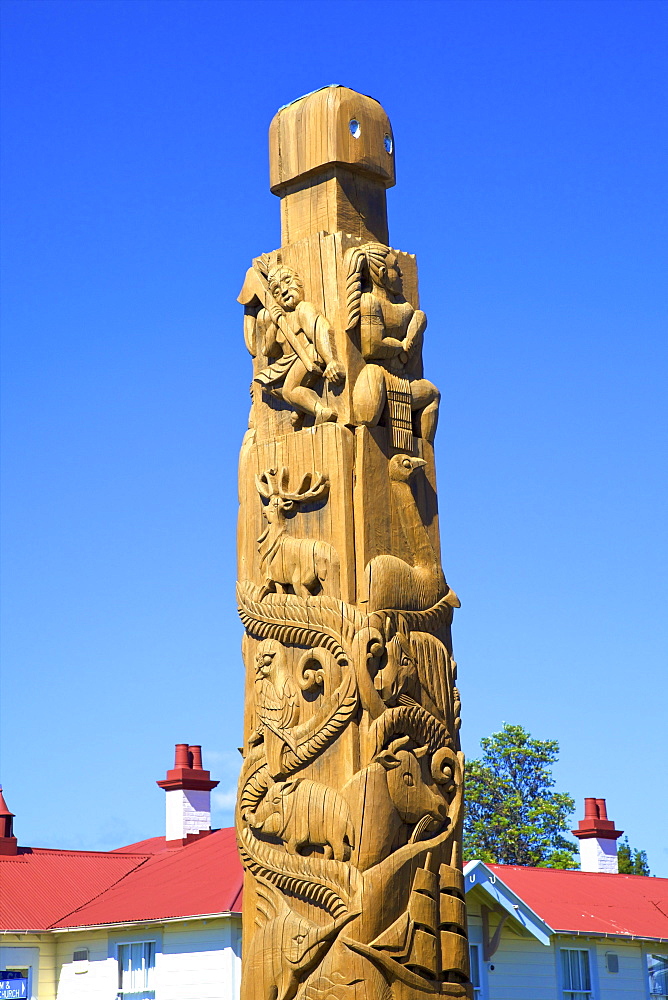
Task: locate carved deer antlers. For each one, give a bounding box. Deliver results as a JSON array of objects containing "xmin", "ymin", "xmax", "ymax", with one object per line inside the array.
[{"xmin": 255, "ymin": 467, "xmax": 329, "ymax": 505}]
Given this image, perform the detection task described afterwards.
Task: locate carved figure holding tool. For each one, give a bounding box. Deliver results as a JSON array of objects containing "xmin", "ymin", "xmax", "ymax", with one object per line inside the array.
[
  {"xmin": 346, "ymin": 243, "xmax": 440, "ymax": 447},
  {"xmin": 239, "ymin": 260, "xmax": 344, "ymax": 427}
]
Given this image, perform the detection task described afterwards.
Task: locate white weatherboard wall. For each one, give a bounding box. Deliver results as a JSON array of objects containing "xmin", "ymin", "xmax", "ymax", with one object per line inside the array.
[
  {"xmin": 465, "ymin": 892, "xmax": 657, "ymax": 1000},
  {"xmin": 55, "ymin": 929, "xmax": 118, "ymax": 999},
  {"xmin": 579, "ymin": 835, "xmax": 619, "ymax": 873},
  {"xmin": 52, "ymin": 917, "xmax": 241, "ymax": 1000},
  {"xmin": 158, "ymin": 918, "xmax": 241, "ymax": 1000},
  {"xmin": 587, "ymin": 937, "xmax": 648, "ymax": 1000},
  {"xmin": 466, "ymin": 909, "xmax": 555, "ymax": 1000},
  {"xmin": 165, "ymin": 788, "xmax": 211, "ymax": 841}
]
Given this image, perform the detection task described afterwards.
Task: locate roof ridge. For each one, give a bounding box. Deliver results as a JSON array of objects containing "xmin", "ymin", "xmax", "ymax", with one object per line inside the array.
[
  {"xmin": 26, "ymin": 847, "xmax": 153, "ymax": 858},
  {"xmin": 489, "ymin": 863, "xmax": 665, "ymax": 882},
  {"xmin": 48, "ymin": 855, "xmax": 151, "ymax": 929}
]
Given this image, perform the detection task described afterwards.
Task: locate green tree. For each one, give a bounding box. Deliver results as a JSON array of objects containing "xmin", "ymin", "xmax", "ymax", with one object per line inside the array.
[
  {"xmin": 463, "ymin": 723, "xmax": 578, "ymax": 868},
  {"xmin": 617, "ymin": 836, "xmax": 651, "ymax": 875}
]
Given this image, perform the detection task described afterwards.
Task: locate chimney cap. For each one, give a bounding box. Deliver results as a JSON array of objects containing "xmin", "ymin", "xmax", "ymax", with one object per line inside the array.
[
  {"xmin": 157, "ymin": 743, "xmax": 219, "ymax": 793},
  {"xmin": 572, "ymin": 797, "xmax": 623, "ymax": 841}
]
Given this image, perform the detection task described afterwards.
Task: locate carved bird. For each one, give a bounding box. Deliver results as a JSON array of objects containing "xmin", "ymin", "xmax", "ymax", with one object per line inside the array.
[
  {"xmin": 365, "ymin": 454, "xmax": 460, "ymax": 613},
  {"xmin": 253, "ymin": 639, "xmax": 300, "ymax": 778}
]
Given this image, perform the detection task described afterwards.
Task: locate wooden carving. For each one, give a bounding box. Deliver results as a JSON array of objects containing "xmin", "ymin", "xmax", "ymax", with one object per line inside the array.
[{"xmin": 236, "ymin": 86, "xmax": 472, "ymax": 1000}]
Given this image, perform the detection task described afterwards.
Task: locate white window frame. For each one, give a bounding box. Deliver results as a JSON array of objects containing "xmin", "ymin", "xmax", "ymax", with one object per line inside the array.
[
  {"xmin": 469, "ymin": 942, "xmax": 484, "ymax": 999},
  {"xmin": 116, "ymin": 939, "xmax": 156, "ymax": 999},
  {"xmin": 560, "ymin": 947, "xmax": 594, "ymax": 1000},
  {"xmin": 647, "ymin": 952, "xmax": 668, "ymax": 999}
]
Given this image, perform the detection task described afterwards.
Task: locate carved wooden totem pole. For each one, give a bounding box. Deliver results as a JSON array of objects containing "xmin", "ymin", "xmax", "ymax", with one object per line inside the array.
[{"xmin": 236, "ymin": 86, "xmax": 471, "ymax": 1000}]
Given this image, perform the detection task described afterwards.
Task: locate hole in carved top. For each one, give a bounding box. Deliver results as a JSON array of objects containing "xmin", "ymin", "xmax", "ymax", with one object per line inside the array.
[
  {"xmin": 349, "ymin": 119, "xmax": 361, "ymax": 138},
  {"xmin": 384, "ymin": 134, "xmax": 393, "ymax": 153}
]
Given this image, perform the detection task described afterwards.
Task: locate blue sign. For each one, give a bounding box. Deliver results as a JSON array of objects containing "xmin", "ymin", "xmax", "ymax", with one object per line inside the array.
[{"xmin": 0, "ymin": 972, "xmax": 28, "ymax": 1000}]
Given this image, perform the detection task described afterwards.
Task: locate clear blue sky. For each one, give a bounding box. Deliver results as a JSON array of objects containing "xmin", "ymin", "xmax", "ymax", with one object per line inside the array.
[{"xmin": 1, "ymin": 0, "xmax": 666, "ymax": 874}]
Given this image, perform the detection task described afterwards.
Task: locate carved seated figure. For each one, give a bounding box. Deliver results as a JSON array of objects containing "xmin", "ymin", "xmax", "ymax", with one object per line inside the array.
[
  {"xmin": 241, "ymin": 263, "xmax": 345, "ymax": 427},
  {"xmin": 345, "ymin": 243, "xmax": 440, "ymax": 445}
]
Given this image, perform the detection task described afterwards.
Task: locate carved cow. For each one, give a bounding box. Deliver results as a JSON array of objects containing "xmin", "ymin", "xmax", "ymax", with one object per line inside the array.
[
  {"xmin": 245, "ymin": 778, "xmax": 355, "ymax": 862},
  {"xmin": 342, "ymin": 739, "xmax": 448, "ymax": 871}
]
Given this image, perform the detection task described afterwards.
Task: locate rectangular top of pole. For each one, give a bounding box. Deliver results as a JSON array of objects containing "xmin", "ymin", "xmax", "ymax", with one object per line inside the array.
[{"xmin": 269, "ymin": 85, "xmax": 396, "ymax": 245}]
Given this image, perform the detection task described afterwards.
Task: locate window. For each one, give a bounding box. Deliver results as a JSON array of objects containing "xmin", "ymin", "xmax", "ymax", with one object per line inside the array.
[
  {"xmin": 117, "ymin": 941, "xmax": 155, "ymax": 998},
  {"xmin": 72, "ymin": 947, "xmax": 89, "ymax": 975},
  {"xmin": 469, "ymin": 943, "xmax": 482, "ymax": 998},
  {"xmin": 605, "ymin": 952, "xmax": 618, "ymax": 973},
  {"xmin": 561, "ymin": 948, "xmax": 592, "ymax": 1000},
  {"xmin": 648, "ymin": 954, "xmax": 668, "ymax": 998}
]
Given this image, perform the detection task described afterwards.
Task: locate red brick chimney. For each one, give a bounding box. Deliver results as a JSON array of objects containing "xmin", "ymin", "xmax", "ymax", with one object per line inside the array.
[
  {"xmin": 0, "ymin": 787, "xmax": 18, "ymax": 856},
  {"xmin": 572, "ymin": 798, "xmax": 623, "ymax": 873},
  {"xmin": 157, "ymin": 744, "xmax": 219, "ymax": 845}
]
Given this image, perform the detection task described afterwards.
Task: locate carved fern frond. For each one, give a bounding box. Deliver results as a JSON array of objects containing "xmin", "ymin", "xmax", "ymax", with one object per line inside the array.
[
  {"xmin": 238, "ymin": 826, "xmax": 358, "ymax": 917},
  {"xmin": 237, "ymin": 582, "xmax": 363, "ymax": 656}
]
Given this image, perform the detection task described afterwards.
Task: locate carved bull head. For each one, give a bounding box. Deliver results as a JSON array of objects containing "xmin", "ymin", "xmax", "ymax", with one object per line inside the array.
[{"xmin": 374, "ymin": 736, "xmax": 448, "ymax": 829}]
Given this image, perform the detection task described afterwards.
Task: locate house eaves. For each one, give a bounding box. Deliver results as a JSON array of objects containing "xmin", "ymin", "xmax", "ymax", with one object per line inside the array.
[{"xmin": 464, "ymin": 859, "xmax": 554, "ymax": 946}]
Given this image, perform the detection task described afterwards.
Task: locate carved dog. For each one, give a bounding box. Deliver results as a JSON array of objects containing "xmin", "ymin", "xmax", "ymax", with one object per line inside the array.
[{"xmin": 245, "ymin": 778, "xmax": 355, "ymax": 862}]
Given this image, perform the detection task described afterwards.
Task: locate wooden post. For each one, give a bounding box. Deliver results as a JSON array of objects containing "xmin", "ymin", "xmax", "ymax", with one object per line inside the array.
[{"xmin": 236, "ymin": 85, "xmax": 472, "ymax": 1000}]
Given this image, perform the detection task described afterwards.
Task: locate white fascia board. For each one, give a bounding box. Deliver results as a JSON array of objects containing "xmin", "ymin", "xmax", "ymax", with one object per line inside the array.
[
  {"xmin": 49, "ymin": 911, "xmax": 240, "ymax": 933},
  {"xmin": 554, "ymin": 929, "xmax": 668, "ymax": 945},
  {"xmin": 463, "ymin": 860, "xmax": 554, "ymax": 946}
]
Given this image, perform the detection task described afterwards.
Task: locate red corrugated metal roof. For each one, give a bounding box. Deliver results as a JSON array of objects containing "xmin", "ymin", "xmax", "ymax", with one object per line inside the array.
[
  {"xmin": 0, "ymin": 829, "xmax": 243, "ymax": 931},
  {"xmin": 0, "ymin": 848, "xmax": 148, "ymax": 931},
  {"xmin": 489, "ymin": 864, "xmax": 668, "ymax": 940},
  {"xmin": 111, "ymin": 835, "xmax": 183, "ymax": 855},
  {"xmin": 54, "ymin": 828, "xmax": 243, "ymax": 927},
  {"xmin": 9, "ymin": 829, "xmax": 665, "ymax": 938}
]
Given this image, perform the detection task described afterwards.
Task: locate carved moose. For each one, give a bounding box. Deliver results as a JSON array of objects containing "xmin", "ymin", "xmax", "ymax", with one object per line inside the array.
[
  {"xmin": 245, "ymin": 777, "xmax": 355, "ymax": 862},
  {"xmin": 343, "ymin": 737, "xmax": 450, "ymax": 871},
  {"xmin": 255, "ymin": 466, "xmax": 341, "ymax": 599}
]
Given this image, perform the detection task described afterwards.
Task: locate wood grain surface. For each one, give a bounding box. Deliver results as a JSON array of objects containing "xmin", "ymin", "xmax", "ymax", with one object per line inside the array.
[{"xmin": 236, "ymin": 86, "xmax": 472, "ymax": 1000}]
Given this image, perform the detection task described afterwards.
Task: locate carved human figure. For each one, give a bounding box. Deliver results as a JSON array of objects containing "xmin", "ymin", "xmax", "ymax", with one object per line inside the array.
[
  {"xmin": 346, "ymin": 243, "xmax": 440, "ymax": 444},
  {"xmin": 241, "ymin": 263, "xmax": 344, "ymax": 427},
  {"xmin": 249, "ymin": 638, "xmax": 299, "ymax": 778}
]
